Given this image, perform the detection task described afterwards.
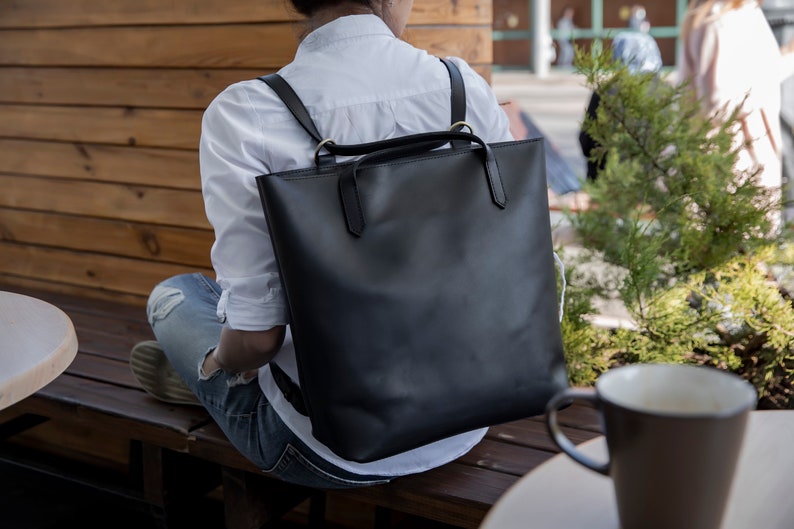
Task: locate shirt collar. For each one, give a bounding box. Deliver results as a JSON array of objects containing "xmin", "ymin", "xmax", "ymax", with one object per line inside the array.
[{"xmin": 296, "ymin": 14, "xmax": 395, "ymax": 54}]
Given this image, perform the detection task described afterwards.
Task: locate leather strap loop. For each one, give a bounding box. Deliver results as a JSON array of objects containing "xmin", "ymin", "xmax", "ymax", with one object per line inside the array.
[{"xmin": 339, "ymin": 131, "xmax": 506, "ymax": 237}]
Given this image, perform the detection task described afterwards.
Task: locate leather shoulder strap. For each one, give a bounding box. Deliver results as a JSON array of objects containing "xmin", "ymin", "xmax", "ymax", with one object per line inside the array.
[
  {"xmin": 257, "ymin": 56, "xmax": 467, "ymax": 142},
  {"xmin": 440, "ymin": 57, "xmax": 466, "ymax": 127},
  {"xmin": 258, "ymin": 74, "xmax": 324, "ymax": 144}
]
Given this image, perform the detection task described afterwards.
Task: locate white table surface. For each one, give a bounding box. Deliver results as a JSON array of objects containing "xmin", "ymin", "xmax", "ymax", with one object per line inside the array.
[
  {"xmin": 0, "ymin": 290, "xmax": 78, "ymax": 410},
  {"xmin": 479, "ymin": 410, "xmax": 794, "ymax": 529}
]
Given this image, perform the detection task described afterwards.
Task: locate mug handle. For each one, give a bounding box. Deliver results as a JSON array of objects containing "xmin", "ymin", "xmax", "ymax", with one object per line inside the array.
[{"xmin": 546, "ymin": 388, "xmax": 610, "ymax": 476}]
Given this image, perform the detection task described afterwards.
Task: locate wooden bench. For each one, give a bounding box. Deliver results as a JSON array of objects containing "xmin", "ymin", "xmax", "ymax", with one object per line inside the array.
[{"xmin": 0, "ymin": 282, "xmax": 602, "ymax": 529}]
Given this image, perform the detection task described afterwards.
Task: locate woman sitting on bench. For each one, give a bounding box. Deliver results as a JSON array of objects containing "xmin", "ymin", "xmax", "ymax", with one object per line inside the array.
[{"xmin": 129, "ymin": 0, "xmax": 513, "ymax": 488}]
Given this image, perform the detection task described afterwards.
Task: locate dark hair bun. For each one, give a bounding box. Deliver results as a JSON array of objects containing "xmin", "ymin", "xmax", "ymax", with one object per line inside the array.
[{"xmin": 289, "ymin": 0, "xmax": 374, "ymax": 17}]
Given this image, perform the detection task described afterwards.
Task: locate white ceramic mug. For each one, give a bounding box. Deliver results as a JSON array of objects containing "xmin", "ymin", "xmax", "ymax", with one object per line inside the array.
[{"xmin": 546, "ymin": 363, "xmax": 757, "ymax": 529}]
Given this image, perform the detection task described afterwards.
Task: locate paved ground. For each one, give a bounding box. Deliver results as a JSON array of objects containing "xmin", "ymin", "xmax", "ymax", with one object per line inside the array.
[{"xmin": 491, "ymin": 70, "xmax": 592, "ymax": 185}]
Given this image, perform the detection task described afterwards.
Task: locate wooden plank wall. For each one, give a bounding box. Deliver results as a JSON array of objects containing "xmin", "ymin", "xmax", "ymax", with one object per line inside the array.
[{"xmin": 0, "ymin": 0, "xmax": 493, "ymax": 306}]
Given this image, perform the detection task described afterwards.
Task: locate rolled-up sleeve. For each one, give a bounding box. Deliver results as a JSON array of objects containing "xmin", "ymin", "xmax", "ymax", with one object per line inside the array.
[{"xmin": 200, "ymin": 85, "xmax": 290, "ymax": 331}]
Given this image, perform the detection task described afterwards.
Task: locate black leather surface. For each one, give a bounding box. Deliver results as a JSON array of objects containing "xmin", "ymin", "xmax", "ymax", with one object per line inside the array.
[{"xmin": 257, "ymin": 135, "xmax": 568, "ymax": 462}]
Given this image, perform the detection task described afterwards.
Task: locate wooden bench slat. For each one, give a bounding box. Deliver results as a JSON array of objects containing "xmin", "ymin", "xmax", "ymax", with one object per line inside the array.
[
  {"xmin": 68, "ymin": 308, "xmax": 151, "ymax": 337},
  {"xmin": 0, "ymin": 26, "xmax": 490, "ymax": 69},
  {"xmin": 0, "ymin": 138, "xmax": 202, "ymax": 188},
  {"xmin": 404, "ymin": 27, "xmax": 493, "ymax": 67},
  {"xmin": 0, "ymin": 276, "xmax": 149, "ymax": 307},
  {"xmin": 67, "ymin": 317, "xmax": 153, "ymax": 359},
  {"xmin": 410, "ymin": 0, "xmax": 493, "ymax": 24},
  {"xmin": 1, "ymin": 243, "xmax": 210, "ymax": 298},
  {"xmin": 0, "ymin": 0, "xmax": 296, "ymax": 28},
  {"xmin": 71, "ymin": 332, "xmax": 151, "ymax": 363},
  {"xmin": 0, "ymin": 0, "xmax": 490, "ymax": 28},
  {"xmin": 530, "ymin": 402, "xmax": 602, "ymax": 430},
  {"xmin": 24, "ymin": 375, "xmax": 212, "ymax": 449},
  {"xmin": 487, "ymin": 413, "xmax": 601, "ymax": 453},
  {"xmin": 3, "ymin": 283, "xmax": 147, "ymax": 318},
  {"xmin": 67, "ymin": 352, "xmax": 140, "ymax": 390},
  {"xmin": 0, "ymin": 25, "xmax": 299, "ymax": 69},
  {"xmin": 0, "ymin": 105, "xmax": 202, "ymax": 149},
  {"xmin": 0, "ymin": 211, "xmax": 212, "ymax": 268},
  {"xmin": 457, "ymin": 437, "xmax": 556, "ymax": 477},
  {"xmin": 0, "ymin": 175, "xmax": 208, "ymax": 226},
  {"xmin": 14, "ymin": 209, "xmax": 209, "ymax": 269},
  {"xmin": 0, "ymin": 67, "xmax": 260, "ymax": 109},
  {"xmin": 340, "ymin": 463, "xmax": 516, "ymax": 529}
]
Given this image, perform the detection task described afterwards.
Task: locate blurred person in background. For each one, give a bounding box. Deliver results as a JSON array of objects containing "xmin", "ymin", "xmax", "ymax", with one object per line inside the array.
[
  {"xmin": 762, "ymin": 0, "xmax": 794, "ymax": 223},
  {"xmin": 579, "ymin": 31, "xmax": 663, "ymax": 181},
  {"xmin": 680, "ymin": 0, "xmax": 794, "ymax": 229},
  {"xmin": 627, "ymin": 5, "xmax": 651, "ymax": 32},
  {"xmin": 556, "ymin": 5, "xmax": 576, "ymax": 67}
]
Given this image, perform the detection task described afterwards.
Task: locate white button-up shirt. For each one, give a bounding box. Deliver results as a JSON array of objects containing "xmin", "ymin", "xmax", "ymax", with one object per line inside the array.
[{"xmin": 200, "ymin": 14, "xmax": 512, "ymax": 475}]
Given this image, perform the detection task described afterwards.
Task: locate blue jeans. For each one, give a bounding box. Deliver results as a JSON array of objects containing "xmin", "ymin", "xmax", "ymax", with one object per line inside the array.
[{"xmin": 146, "ymin": 273, "xmax": 391, "ymax": 489}]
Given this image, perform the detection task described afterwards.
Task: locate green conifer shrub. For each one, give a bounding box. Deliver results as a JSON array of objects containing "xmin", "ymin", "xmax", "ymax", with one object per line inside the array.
[{"xmin": 559, "ymin": 43, "xmax": 794, "ymax": 408}]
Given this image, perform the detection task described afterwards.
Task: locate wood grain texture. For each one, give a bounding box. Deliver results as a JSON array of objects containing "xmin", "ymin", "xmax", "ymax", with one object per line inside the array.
[
  {"xmin": 404, "ymin": 27, "xmax": 492, "ymax": 65},
  {"xmin": 0, "ymin": 140, "xmax": 200, "ymax": 189},
  {"xmin": 0, "ymin": 25, "xmax": 300, "ymax": 68},
  {"xmin": 0, "ymin": 105, "xmax": 202, "ymax": 149},
  {"xmin": 6, "ymin": 418, "xmax": 133, "ymax": 473},
  {"xmin": 0, "ymin": 275, "xmax": 149, "ymax": 307},
  {"xmin": 0, "ymin": 175, "xmax": 208, "ymax": 228},
  {"xmin": 409, "ymin": 0, "xmax": 492, "ymax": 25},
  {"xmin": 0, "ymin": 68, "xmax": 259, "ymax": 108},
  {"xmin": 0, "ymin": 26, "xmax": 489, "ymax": 68},
  {"xmin": 0, "ymin": 0, "xmax": 490, "ymax": 28},
  {"xmin": 1, "ymin": 244, "xmax": 211, "ymax": 297},
  {"xmin": 0, "ymin": 210, "xmax": 212, "ymax": 267},
  {"xmin": 30, "ymin": 376, "xmax": 209, "ymax": 451},
  {"xmin": 0, "ymin": 0, "xmax": 494, "ymax": 299},
  {"xmin": 0, "ymin": 0, "xmax": 296, "ymax": 27},
  {"xmin": 0, "ymin": 63, "xmax": 489, "ymax": 109}
]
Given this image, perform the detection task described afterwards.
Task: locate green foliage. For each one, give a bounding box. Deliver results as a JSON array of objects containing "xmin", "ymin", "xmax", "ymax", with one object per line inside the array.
[
  {"xmin": 556, "ymin": 254, "xmax": 613, "ymax": 386},
  {"xmin": 560, "ymin": 43, "xmax": 794, "ymax": 408}
]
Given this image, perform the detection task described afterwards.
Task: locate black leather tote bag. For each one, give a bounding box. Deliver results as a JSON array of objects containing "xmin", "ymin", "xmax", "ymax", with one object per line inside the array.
[{"xmin": 255, "ymin": 59, "xmax": 569, "ymax": 463}]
